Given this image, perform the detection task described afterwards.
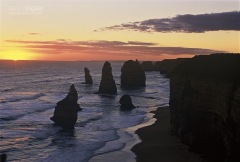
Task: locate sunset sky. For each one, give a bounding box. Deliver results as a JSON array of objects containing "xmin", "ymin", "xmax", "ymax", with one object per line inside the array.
[{"xmin": 0, "ymin": 0, "xmax": 239, "ymax": 61}]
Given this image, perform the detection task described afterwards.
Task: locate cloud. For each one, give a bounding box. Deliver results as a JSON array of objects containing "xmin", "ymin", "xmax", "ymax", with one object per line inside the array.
[
  {"xmin": 6, "ymin": 40, "xmax": 156, "ymax": 46},
  {"xmin": 100, "ymin": 11, "xmax": 240, "ymax": 33},
  {"xmin": 5, "ymin": 39, "xmax": 224, "ymax": 57},
  {"xmin": 29, "ymin": 33, "xmax": 41, "ymax": 35}
]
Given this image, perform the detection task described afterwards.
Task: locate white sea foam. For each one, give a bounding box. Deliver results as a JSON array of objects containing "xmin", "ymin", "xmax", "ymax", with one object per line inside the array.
[{"xmin": 1, "ymin": 92, "xmax": 45, "ymax": 103}]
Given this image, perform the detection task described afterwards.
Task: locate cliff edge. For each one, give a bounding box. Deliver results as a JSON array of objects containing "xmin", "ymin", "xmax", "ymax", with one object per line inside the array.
[
  {"xmin": 169, "ymin": 54, "xmax": 240, "ymax": 162},
  {"xmin": 155, "ymin": 58, "xmax": 188, "ymax": 76}
]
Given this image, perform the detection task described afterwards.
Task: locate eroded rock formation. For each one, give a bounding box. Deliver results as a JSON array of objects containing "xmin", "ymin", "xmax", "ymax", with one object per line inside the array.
[
  {"xmin": 141, "ymin": 61, "xmax": 154, "ymax": 71},
  {"xmin": 0, "ymin": 154, "xmax": 7, "ymax": 162},
  {"xmin": 50, "ymin": 84, "xmax": 82, "ymax": 129},
  {"xmin": 155, "ymin": 58, "xmax": 188, "ymax": 76},
  {"xmin": 121, "ymin": 60, "xmax": 146, "ymax": 87},
  {"xmin": 170, "ymin": 54, "xmax": 240, "ymax": 162},
  {"xmin": 119, "ymin": 94, "xmax": 136, "ymax": 110},
  {"xmin": 99, "ymin": 61, "xmax": 117, "ymax": 94},
  {"xmin": 84, "ymin": 67, "xmax": 93, "ymax": 84}
]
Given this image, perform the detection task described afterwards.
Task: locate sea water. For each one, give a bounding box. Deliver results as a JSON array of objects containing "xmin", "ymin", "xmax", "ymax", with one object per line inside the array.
[{"xmin": 0, "ymin": 60, "xmax": 169, "ymax": 162}]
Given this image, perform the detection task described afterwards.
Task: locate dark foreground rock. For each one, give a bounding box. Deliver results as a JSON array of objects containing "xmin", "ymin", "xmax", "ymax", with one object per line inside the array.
[
  {"xmin": 155, "ymin": 58, "xmax": 188, "ymax": 76},
  {"xmin": 141, "ymin": 61, "xmax": 155, "ymax": 71},
  {"xmin": 50, "ymin": 84, "xmax": 82, "ymax": 129},
  {"xmin": 121, "ymin": 60, "xmax": 146, "ymax": 87},
  {"xmin": 132, "ymin": 107, "xmax": 202, "ymax": 162},
  {"xmin": 0, "ymin": 154, "xmax": 7, "ymax": 162},
  {"xmin": 119, "ymin": 95, "xmax": 136, "ymax": 110},
  {"xmin": 170, "ymin": 53, "xmax": 240, "ymax": 162},
  {"xmin": 99, "ymin": 61, "xmax": 117, "ymax": 94},
  {"xmin": 84, "ymin": 67, "xmax": 93, "ymax": 84}
]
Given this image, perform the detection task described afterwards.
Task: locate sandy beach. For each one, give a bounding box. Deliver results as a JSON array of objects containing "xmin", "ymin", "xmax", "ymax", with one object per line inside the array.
[{"xmin": 132, "ymin": 106, "xmax": 203, "ymax": 162}]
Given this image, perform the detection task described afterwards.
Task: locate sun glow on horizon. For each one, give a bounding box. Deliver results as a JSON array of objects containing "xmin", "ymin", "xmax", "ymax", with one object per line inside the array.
[{"xmin": 0, "ymin": 48, "xmax": 38, "ymax": 61}]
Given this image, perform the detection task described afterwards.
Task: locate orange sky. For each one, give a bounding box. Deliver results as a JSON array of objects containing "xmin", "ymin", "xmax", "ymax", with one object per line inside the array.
[{"xmin": 0, "ymin": 0, "xmax": 239, "ymax": 61}]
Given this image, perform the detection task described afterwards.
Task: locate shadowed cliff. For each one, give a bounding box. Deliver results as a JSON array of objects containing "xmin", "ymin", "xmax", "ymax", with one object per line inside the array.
[
  {"xmin": 170, "ymin": 53, "xmax": 240, "ymax": 162},
  {"xmin": 155, "ymin": 58, "xmax": 188, "ymax": 76},
  {"xmin": 172, "ymin": 54, "xmax": 240, "ymax": 81}
]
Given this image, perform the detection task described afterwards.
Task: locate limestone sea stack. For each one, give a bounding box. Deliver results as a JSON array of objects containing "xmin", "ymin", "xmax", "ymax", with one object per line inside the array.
[
  {"xmin": 119, "ymin": 95, "xmax": 136, "ymax": 110},
  {"xmin": 50, "ymin": 84, "xmax": 82, "ymax": 129},
  {"xmin": 99, "ymin": 61, "xmax": 117, "ymax": 94},
  {"xmin": 84, "ymin": 67, "xmax": 93, "ymax": 84},
  {"xmin": 141, "ymin": 61, "xmax": 154, "ymax": 71},
  {"xmin": 121, "ymin": 60, "xmax": 146, "ymax": 87},
  {"xmin": 170, "ymin": 54, "xmax": 240, "ymax": 162}
]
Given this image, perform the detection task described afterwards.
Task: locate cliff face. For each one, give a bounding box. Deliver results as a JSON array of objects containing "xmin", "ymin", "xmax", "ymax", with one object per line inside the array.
[
  {"xmin": 155, "ymin": 58, "xmax": 188, "ymax": 76},
  {"xmin": 169, "ymin": 54, "xmax": 240, "ymax": 162},
  {"xmin": 141, "ymin": 61, "xmax": 155, "ymax": 71}
]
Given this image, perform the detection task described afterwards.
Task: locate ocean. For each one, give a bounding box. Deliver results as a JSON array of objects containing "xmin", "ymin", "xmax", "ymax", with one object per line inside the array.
[{"xmin": 0, "ymin": 60, "xmax": 169, "ymax": 162}]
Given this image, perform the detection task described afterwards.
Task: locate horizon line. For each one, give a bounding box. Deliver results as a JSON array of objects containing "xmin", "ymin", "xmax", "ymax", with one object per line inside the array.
[{"xmin": 0, "ymin": 59, "xmax": 159, "ymax": 62}]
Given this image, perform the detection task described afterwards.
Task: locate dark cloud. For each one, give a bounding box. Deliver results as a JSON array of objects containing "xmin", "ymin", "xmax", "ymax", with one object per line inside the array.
[
  {"xmin": 6, "ymin": 40, "xmax": 156, "ymax": 47},
  {"xmin": 101, "ymin": 11, "xmax": 240, "ymax": 33},
  {"xmin": 5, "ymin": 39, "xmax": 224, "ymax": 56}
]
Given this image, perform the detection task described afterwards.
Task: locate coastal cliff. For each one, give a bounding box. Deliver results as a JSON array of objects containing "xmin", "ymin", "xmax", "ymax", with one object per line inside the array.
[
  {"xmin": 141, "ymin": 61, "xmax": 155, "ymax": 71},
  {"xmin": 169, "ymin": 54, "xmax": 240, "ymax": 162},
  {"xmin": 155, "ymin": 58, "xmax": 187, "ymax": 76}
]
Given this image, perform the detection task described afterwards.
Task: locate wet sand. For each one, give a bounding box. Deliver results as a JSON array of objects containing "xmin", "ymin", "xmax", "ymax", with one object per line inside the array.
[{"xmin": 132, "ymin": 106, "xmax": 203, "ymax": 162}]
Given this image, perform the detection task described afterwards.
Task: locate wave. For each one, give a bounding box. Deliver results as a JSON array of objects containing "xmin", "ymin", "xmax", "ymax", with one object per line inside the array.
[
  {"xmin": 76, "ymin": 115, "xmax": 103, "ymax": 127},
  {"xmin": 0, "ymin": 99, "xmax": 6, "ymax": 103},
  {"xmin": 34, "ymin": 79, "xmax": 53, "ymax": 83},
  {"xmin": 1, "ymin": 93, "xmax": 45, "ymax": 103},
  {"xmin": 2, "ymin": 88, "xmax": 13, "ymax": 92},
  {"xmin": 0, "ymin": 105, "xmax": 53, "ymax": 122},
  {"xmin": 156, "ymin": 103, "xmax": 169, "ymax": 107},
  {"xmin": 0, "ymin": 114, "xmax": 26, "ymax": 121},
  {"xmin": 94, "ymin": 142, "xmax": 125, "ymax": 156},
  {"xmin": 0, "ymin": 86, "xmax": 16, "ymax": 93},
  {"xmin": 1, "ymin": 72, "xmax": 36, "ymax": 78},
  {"xmin": 130, "ymin": 94, "xmax": 156, "ymax": 99},
  {"xmin": 31, "ymin": 76, "xmax": 74, "ymax": 84}
]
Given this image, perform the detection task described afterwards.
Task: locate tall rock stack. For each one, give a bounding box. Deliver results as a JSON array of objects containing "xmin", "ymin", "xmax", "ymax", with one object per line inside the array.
[
  {"xmin": 50, "ymin": 84, "xmax": 82, "ymax": 129},
  {"xmin": 170, "ymin": 54, "xmax": 240, "ymax": 162},
  {"xmin": 121, "ymin": 60, "xmax": 146, "ymax": 87},
  {"xmin": 99, "ymin": 61, "xmax": 117, "ymax": 94},
  {"xmin": 84, "ymin": 67, "xmax": 93, "ymax": 84}
]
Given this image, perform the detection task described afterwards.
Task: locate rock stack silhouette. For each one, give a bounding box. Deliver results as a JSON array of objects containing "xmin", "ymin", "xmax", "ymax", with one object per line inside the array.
[
  {"xmin": 84, "ymin": 67, "xmax": 93, "ymax": 84},
  {"xmin": 99, "ymin": 61, "xmax": 117, "ymax": 94},
  {"xmin": 119, "ymin": 95, "xmax": 136, "ymax": 110},
  {"xmin": 50, "ymin": 84, "xmax": 82, "ymax": 129},
  {"xmin": 121, "ymin": 60, "xmax": 146, "ymax": 87}
]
